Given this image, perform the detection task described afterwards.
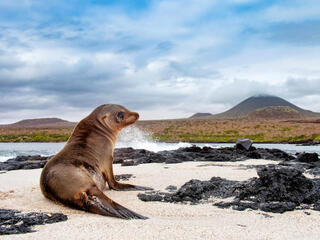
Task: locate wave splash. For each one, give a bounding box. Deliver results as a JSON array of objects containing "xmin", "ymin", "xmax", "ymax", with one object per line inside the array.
[{"xmin": 116, "ymin": 126, "xmax": 191, "ymax": 152}]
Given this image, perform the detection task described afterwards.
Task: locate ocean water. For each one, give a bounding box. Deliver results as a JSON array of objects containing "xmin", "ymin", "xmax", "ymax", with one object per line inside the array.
[{"xmin": 0, "ymin": 126, "xmax": 319, "ymax": 162}]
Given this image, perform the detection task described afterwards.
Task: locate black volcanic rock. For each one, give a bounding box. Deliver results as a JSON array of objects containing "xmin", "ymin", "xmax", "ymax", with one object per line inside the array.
[
  {"xmin": 0, "ymin": 155, "xmax": 51, "ymax": 171},
  {"xmin": 0, "ymin": 209, "xmax": 67, "ymax": 235},
  {"xmin": 114, "ymin": 145, "xmax": 294, "ymax": 166},
  {"xmin": 279, "ymin": 152, "xmax": 320, "ymax": 176},
  {"xmin": 114, "ymin": 174, "xmax": 133, "ymax": 181},
  {"xmin": 235, "ymin": 138, "xmax": 253, "ymax": 151},
  {"xmin": 215, "ymin": 165, "xmax": 320, "ymax": 213},
  {"xmin": 296, "ymin": 152, "xmax": 319, "ymax": 163},
  {"xmin": 138, "ymin": 177, "xmax": 238, "ymax": 203},
  {"xmin": 139, "ymin": 165, "xmax": 320, "ymax": 213},
  {"xmin": 165, "ymin": 185, "xmax": 177, "ymax": 192},
  {"xmin": 1, "ymin": 145, "xmax": 295, "ymax": 172},
  {"xmin": 237, "ymin": 166, "xmax": 313, "ymax": 205}
]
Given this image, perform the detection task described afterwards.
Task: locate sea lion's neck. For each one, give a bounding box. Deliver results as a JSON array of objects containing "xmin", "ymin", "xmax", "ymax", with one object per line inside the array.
[
  {"xmin": 72, "ymin": 118, "xmax": 118, "ymax": 142},
  {"xmin": 69, "ymin": 119, "xmax": 118, "ymax": 156}
]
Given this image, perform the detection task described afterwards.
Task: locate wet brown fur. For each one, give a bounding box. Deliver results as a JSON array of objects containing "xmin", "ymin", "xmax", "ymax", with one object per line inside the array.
[{"xmin": 40, "ymin": 104, "xmax": 149, "ymax": 219}]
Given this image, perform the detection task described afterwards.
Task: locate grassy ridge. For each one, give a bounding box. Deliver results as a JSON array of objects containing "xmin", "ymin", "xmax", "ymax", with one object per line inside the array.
[
  {"xmin": 0, "ymin": 128, "xmax": 72, "ymax": 142},
  {"xmin": 138, "ymin": 119, "xmax": 320, "ymax": 143},
  {"xmin": 0, "ymin": 118, "xmax": 320, "ymax": 143},
  {"xmin": 0, "ymin": 133, "xmax": 70, "ymax": 142},
  {"xmin": 153, "ymin": 133, "xmax": 320, "ymax": 143}
]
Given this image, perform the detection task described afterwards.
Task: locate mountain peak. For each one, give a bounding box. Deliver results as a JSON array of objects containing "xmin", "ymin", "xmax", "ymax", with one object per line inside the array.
[
  {"xmin": 191, "ymin": 95, "xmax": 320, "ymax": 119},
  {"xmin": 214, "ymin": 95, "xmax": 320, "ymax": 119},
  {"xmin": 2, "ymin": 118, "xmax": 76, "ymax": 128},
  {"xmin": 251, "ymin": 94, "xmax": 276, "ymax": 98}
]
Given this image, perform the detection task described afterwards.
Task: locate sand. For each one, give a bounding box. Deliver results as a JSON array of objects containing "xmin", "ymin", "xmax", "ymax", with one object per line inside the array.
[{"xmin": 1, "ymin": 160, "xmax": 320, "ymax": 240}]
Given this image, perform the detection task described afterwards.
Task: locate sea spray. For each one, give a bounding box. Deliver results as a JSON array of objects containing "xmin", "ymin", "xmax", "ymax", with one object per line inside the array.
[{"xmin": 116, "ymin": 126, "xmax": 191, "ymax": 152}]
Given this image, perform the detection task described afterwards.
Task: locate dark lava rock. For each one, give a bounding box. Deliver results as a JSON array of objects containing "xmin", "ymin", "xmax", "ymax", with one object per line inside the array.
[
  {"xmin": 0, "ymin": 155, "xmax": 52, "ymax": 171},
  {"xmin": 138, "ymin": 192, "xmax": 165, "ymax": 202},
  {"xmin": 235, "ymin": 138, "xmax": 253, "ymax": 151},
  {"xmin": 245, "ymin": 150, "xmax": 262, "ymax": 159},
  {"xmin": 114, "ymin": 174, "xmax": 133, "ymax": 181},
  {"xmin": 139, "ymin": 165, "xmax": 320, "ymax": 213},
  {"xmin": 214, "ymin": 165, "xmax": 320, "ymax": 213},
  {"xmin": 1, "ymin": 145, "xmax": 297, "ymax": 171},
  {"xmin": 114, "ymin": 145, "xmax": 295, "ymax": 167},
  {"xmin": 0, "ymin": 209, "xmax": 67, "ymax": 235},
  {"xmin": 307, "ymin": 168, "xmax": 320, "ymax": 176},
  {"xmin": 238, "ymin": 166, "xmax": 313, "ymax": 204},
  {"xmin": 259, "ymin": 202, "xmax": 297, "ymax": 213},
  {"xmin": 296, "ymin": 152, "xmax": 319, "ymax": 163},
  {"xmin": 170, "ymin": 177, "xmax": 237, "ymax": 202},
  {"xmin": 121, "ymin": 160, "xmax": 136, "ymax": 166},
  {"xmin": 256, "ymin": 148, "xmax": 295, "ymax": 161},
  {"xmin": 114, "ymin": 147, "xmax": 166, "ymax": 165},
  {"xmin": 138, "ymin": 177, "xmax": 238, "ymax": 204},
  {"xmin": 165, "ymin": 185, "xmax": 177, "ymax": 192},
  {"xmin": 280, "ymin": 152, "xmax": 320, "ymax": 175}
]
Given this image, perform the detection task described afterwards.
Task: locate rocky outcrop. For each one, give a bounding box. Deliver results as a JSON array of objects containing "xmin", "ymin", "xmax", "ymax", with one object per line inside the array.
[
  {"xmin": 114, "ymin": 145, "xmax": 294, "ymax": 165},
  {"xmin": 279, "ymin": 152, "xmax": 320, "ymax": 176},
  {"xmin": 0, "ymin": 145, "xmax": 296, "ymax": 172},
  {"xmin": 0, "ymin": 155, "xmax": 51, "ymax": 171},
  {"xmin": 235, "ymin": 138, "xmax": 253, "ymax": 151},
  {"xmin": 138, "ymin": 177, "xmax": 237, "ymax": 203},
  {"xmin": 138, "ymin": 165, "xmax": 320, "ymax": 214},
  {"xmin": 0, "ymin": 209, "xmax": 67, "ymax": 235},
  {"xmin": 218, "ymin": 165, "xmax": 320, "ymax": 213},
  {"xmin": 296, "ymin": 152, "xmax": 319, "ymax": 163}
]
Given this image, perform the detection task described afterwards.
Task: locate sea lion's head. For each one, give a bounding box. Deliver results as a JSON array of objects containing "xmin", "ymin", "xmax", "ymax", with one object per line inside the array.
[{"xmin": 92, "ymin": 104, "xmax": 139, "ymax": 133}]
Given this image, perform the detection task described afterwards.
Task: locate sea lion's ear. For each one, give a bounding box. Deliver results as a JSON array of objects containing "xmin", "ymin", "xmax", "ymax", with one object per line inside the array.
[{"xmin": 101, "ymin": 113, "xmax": 110, "ymax": 124}]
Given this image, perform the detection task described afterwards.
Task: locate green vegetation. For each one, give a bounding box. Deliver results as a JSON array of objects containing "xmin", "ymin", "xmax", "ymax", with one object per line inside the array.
[
  {"xmin": 149, "ymin": 119, "xmax": 320, "ymax": 143},
  {"xmin": 153, "ymin": 132, "xmax": 320, "ymax": 143},
  {"xmin": 153, "ymin": 133, "xmax": 239, "ymax": 142},
  {"xmin": 0, "ymin": 132, "xmax": 70, "ymax": 142},
  {"xmin": 1, "ymin": 118, "xmax": 320, "ymax": 143}
]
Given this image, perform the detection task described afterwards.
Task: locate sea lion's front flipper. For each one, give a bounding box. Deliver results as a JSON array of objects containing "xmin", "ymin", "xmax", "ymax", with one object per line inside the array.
[
  {"xmin": 105, "ymin": 162, "xmax": 153, "ymax": 191},
  {"xmin": 84, "ymin": 187, "xmax": 148, "ymax": 219}
]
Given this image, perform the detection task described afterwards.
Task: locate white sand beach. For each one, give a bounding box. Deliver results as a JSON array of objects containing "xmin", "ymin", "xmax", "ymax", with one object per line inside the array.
[{"xmin": 1, "ymin": 160, "xmax": 320, "ymax": 240}]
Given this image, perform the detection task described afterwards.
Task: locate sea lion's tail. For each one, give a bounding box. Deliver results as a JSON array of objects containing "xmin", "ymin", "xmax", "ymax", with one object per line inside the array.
[{"xmin": 84, "ymin": 186, "xmax": 148, "ymax": 220}]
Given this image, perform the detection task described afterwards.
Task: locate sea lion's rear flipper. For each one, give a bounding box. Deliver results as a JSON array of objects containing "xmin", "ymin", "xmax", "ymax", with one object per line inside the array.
[
  {"xmin": 109, "ymin": 182, "xmax": 153, "ymax": 191},
  {"xmin": 121, "ymin": 184, "xmax": 153, "ymax": 191},
  {"xmin": 84, "ymin": 187, "xmax": 148, "ymax": 220}
]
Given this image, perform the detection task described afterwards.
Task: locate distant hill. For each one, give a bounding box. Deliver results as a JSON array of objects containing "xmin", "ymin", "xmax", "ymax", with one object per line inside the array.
[
  {"xmin": 190, "ymin": 95, "xmax": 320, "ymax": 119},
  {"xmin": 1, "ymin": 118, "xmax": 76, "ymax": 128},
  {"xmin": 247, "ymin": 106, "xmax": 303, "ymax": 119},
  {"xmin": 214, "ymin": 95, "xmax": 320, "ymax": 119},
  {"xmin": 189, "ymin": 113, "xmax": 213, "ymax": 118}
]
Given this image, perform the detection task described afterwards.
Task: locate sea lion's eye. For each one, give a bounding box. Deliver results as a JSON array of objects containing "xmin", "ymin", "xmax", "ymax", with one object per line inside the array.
[{"xmin": 116, "ymin": 112, "xmax": 124, "ymax": 122}]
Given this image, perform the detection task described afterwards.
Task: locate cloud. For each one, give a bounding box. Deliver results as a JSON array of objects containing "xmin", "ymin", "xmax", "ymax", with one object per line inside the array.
[{"xmin": 0, "ymin": 0, "xmax": 320, "ymax": 123}]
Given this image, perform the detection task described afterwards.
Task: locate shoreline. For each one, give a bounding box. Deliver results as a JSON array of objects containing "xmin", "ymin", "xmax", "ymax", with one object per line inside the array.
[{"xmin": 0, "ymin": 140, "xmax": 319, "ymax": 145}]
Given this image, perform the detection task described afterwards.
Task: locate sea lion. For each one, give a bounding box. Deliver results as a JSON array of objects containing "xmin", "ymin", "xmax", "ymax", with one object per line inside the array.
[{"xmin": 40, "ymin": 104, "xmax": 151, "ymax": 219}]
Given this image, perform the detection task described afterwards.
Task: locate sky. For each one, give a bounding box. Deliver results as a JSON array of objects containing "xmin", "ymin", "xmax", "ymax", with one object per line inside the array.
[{"xmin": 0, "ymin": 0, "xmax": 320, "ymax": 123}]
